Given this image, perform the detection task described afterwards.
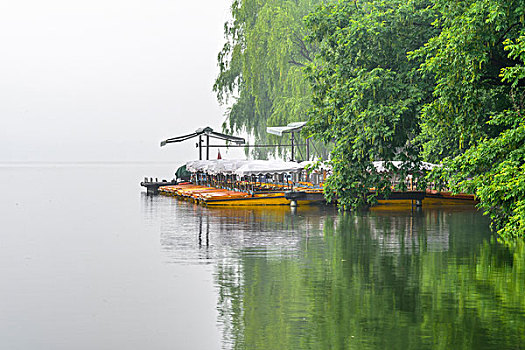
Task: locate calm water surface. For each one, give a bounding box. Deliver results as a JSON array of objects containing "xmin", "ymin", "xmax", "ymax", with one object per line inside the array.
[{"xmin": 0, "ymin": 164, "xmax": 523, "ymax": 350}]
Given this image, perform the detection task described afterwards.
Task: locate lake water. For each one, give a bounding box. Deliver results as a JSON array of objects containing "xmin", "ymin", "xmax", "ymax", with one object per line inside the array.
[{"xmin": 1, "ymin": 164, "xmax": 524, "ymax": 350}]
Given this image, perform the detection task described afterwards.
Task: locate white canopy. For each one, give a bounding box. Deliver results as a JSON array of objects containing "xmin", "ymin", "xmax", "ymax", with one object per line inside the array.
[
  {"xmin": 372, "ymin": 161, "xmax": 440, "ymax": 173},
  {"xmin": 266, "ymin": 121, "xmax": 308, "ymax": 137},
  {"xmin": 185, "ymin": 159, "xmax": 304, "ymax": 177},
  {"xmin": 234, "ymin": 160, "xmax": 304, "ymax": 177},
  {"xmin": 185, "ymin": 160, "xmax": 215, "ymax": 173},
  {"xmin": 207, "ymin": 159, "xmax": 251, "ymax": 175},
  {"xmin": 299, "ymin": 160, "xmax": 332, "ymax": 172}
]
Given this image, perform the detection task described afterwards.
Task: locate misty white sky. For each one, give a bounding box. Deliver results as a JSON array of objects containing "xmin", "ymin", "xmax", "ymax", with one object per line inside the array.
[{"xmin": 0, "ymin": 0, "xmax": 245, "ymax": 163}]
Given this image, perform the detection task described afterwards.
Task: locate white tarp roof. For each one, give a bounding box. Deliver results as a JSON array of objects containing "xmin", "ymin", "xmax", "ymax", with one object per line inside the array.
[
  {"xmin": 266, "ymin": 121, "xmax": 308, "ymax": 137},
  {"xmin": 185, "ymin": 159, "xmax": 304, "ymax": 176},
  {"xmin": 372, "ymin": 161, "xmax": 440, "ymax": 173},
  {"xmin": 186, "ymin": 159, "xmax": 438, "ymax": 177},
  {"xmin": 299, "ymin": 160, "xmax": 332, "ymax": 172},
  {"xmin": 208, "ymin": 159, "xmax": 251, "ymax": 175},
  {"xmin": 234, "ymin": 160, "xmax": 304, "ymax": 177},
  {"xmin": 185, "ymin": 160, "xmax": 214, "ymax": 173}
]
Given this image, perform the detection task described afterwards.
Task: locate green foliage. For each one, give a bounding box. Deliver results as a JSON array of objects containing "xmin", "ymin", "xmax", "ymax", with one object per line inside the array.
[
  {"xmin": 304, "ymin": 0, "xmax": 439, "ymax": 208},
  {"xmin": 432, "ymin": 117, "xmax": 525, "ymax": 242},
  {"xmin": 422, "ymin": 2, "xmax": 525, "ymax": 242},
  {"xmin": 215, "ymin": 0, "xmax": 323, "ymax": 158},
  {"xmin": 410, "ymin": 0, "xmax": 523, "ymax": 161}
]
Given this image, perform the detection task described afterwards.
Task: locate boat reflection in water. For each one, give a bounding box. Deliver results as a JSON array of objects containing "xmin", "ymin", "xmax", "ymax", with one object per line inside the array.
[{"xmin": 142, "ymin": 193, "xmax": 525, "ymax": 350}]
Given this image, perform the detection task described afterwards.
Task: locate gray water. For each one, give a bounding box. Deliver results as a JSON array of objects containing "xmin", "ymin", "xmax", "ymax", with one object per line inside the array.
[{"xmin": 1, "ymin": 165, "xmax": 524, "ymax": 350}]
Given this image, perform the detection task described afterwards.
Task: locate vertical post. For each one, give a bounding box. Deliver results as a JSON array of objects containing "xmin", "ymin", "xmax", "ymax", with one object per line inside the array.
[
  {"xmin": 206, "ymin": 135, "xmax": 210, "ymax": 160},
  {"xmin": 306, "ymin": 137, "xmax": 310, "ymax": 160},
  {"xmin": 206, "ymin": 217, "xmax": 210, "ymax": 247},
  {"xmin": 291, "ymin": 132, "xmax": 295, "ymax": 162},
  {"xmin": 198, "ymin": 215, "xmax": 202, "ymax": 247},
  {"xmin": 198, "ymin": 135, "xmax": 202, "ymax": 160}
]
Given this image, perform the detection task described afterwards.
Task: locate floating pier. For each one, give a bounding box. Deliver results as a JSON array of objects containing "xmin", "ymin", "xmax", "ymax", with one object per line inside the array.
[{"xmin": 140, "ymin": 178, "xmax": 178, "ymax": 195}]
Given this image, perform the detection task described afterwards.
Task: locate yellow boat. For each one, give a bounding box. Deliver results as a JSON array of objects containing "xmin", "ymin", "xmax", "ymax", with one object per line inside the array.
[
  {"xmin": 158, "ymin": 160, "xmax": 478, "ymax": 208},
  {"xmin": 159, "ymin": 183, "xmax": 318, "ymax": 206}
]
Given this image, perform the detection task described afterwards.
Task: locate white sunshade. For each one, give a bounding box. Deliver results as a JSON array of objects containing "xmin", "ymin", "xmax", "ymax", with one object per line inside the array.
[
  {"xmin": 185, "ymin": 159, "xmax": 304, "ymax": 177},
  {"xmin": 185, "ymin": 160, "xmax": 218, "ymax": 173},
  {"xmin": 234, "ymin": 160, "xmax": 304, "ymax": 177},
  {"xmin": 266, "ymin": 121, "xmax": 308, "ymax": 137},
  {"xmin": 372, "ymin": 161, "xmax": 440, "ymax": 173},
  {"xmin": 207, "ymin": 159, "xmax": 251, "ymax": 175},
  {"xmin": 299, "ymin": 160, "xmax": 332, "ymax": 172}
]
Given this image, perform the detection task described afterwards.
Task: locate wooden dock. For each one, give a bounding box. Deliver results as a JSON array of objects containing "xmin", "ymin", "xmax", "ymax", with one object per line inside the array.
[{"xmin": 140, "ymin": 178, "xmax": 178, "ymax": 195}]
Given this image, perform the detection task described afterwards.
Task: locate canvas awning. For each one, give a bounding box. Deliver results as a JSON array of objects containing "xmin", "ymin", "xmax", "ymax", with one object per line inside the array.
[
  {"xmin": 207, "ymin": 159, "xmax": 251, "ymax": 175},
  {"xmin": 185, "ymin": 159, "xmax": 306, "ymax": 177},
  {"xmin": 266, "ymin": 121, "xmax": 308, "ymax": 137},
  {"xmin": 372, "ymin": 161, "xmax": 440, "ymax": 173},
  {"xmin": 234, "ymin": 160, "xmax": 303, "ymax": 177}
]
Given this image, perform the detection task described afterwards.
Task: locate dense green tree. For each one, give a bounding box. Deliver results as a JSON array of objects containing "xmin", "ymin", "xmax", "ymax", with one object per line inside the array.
[
  {"xmin": 410, "ymin": 0, "xmax": 523, "ymax": 162},
  {"xmin": 415, "ymin": 0, "xmax": 525, "ymax": 242},
  {"xmin": 215, "ymin": 0, "xmax": 323, "ymax": 159},
  {"xmin": 303, "ymin": 0, "xmax": 438, "ymax": 208}
]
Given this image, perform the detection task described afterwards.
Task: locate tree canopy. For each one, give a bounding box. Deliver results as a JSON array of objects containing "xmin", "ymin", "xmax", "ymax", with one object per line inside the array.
[
  {"xmin": 419, "ymin": 0, "xmax": 525, "ymax": 242},
  {"xmin": 214, "ymin": 0, "xmax": 323, "ymax": 158},
  {"xmin": 303, "ymin": 0, "xmax": 438, "ymax": 208}
]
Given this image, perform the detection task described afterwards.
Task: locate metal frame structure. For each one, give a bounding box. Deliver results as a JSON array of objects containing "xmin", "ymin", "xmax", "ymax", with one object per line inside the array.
[
  {"xmin": 161, "ymin": 127, "xmax": 246, "ymax": 160},
  {"xmin": 161, "ymin": 122, "xmax": 317, "ymax": 161}
]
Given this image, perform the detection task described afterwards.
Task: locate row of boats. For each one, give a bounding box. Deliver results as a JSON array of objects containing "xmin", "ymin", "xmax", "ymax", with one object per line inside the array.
[{"xmin": 156, "ymin": 159, "xmax": 477, "ymax": 207}]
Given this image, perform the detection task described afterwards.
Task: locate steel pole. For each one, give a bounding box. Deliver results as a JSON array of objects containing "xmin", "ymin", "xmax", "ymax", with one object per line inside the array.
[
  {"xmin": 206, "ymin": 135, "xmax": 210, "ymax": 160},
  {"xmin": 198, "ymin": 135, "xmax": 202, "ymax": 160}
]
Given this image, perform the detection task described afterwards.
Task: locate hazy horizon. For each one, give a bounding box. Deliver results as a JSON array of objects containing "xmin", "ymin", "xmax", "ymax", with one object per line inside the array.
[{"xmin": 0, "ymin": 0, "xmax": 247, "ymax": 164}]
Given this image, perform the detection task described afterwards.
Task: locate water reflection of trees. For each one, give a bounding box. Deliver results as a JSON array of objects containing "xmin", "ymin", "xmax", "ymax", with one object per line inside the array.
[
  {"xmin": 145, "ymin": 195, "xmax": 524, "ymax": 349},
  {"xmin": 215, "ymin": 209, "xmax": 525, "ymax": 350}
]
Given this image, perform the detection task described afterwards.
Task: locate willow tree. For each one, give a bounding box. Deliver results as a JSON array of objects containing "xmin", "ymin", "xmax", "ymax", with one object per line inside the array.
[
  {"xmin": 214, "ymin": 0, "xmax": 323, "ymax": 159},
  {"xmin": 303, "ymin": 0, "xmax": 438, "ymax": 208},
  {"xmin": 413, "ymin": 0, "xmax": 525, "ymax": 242}
]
